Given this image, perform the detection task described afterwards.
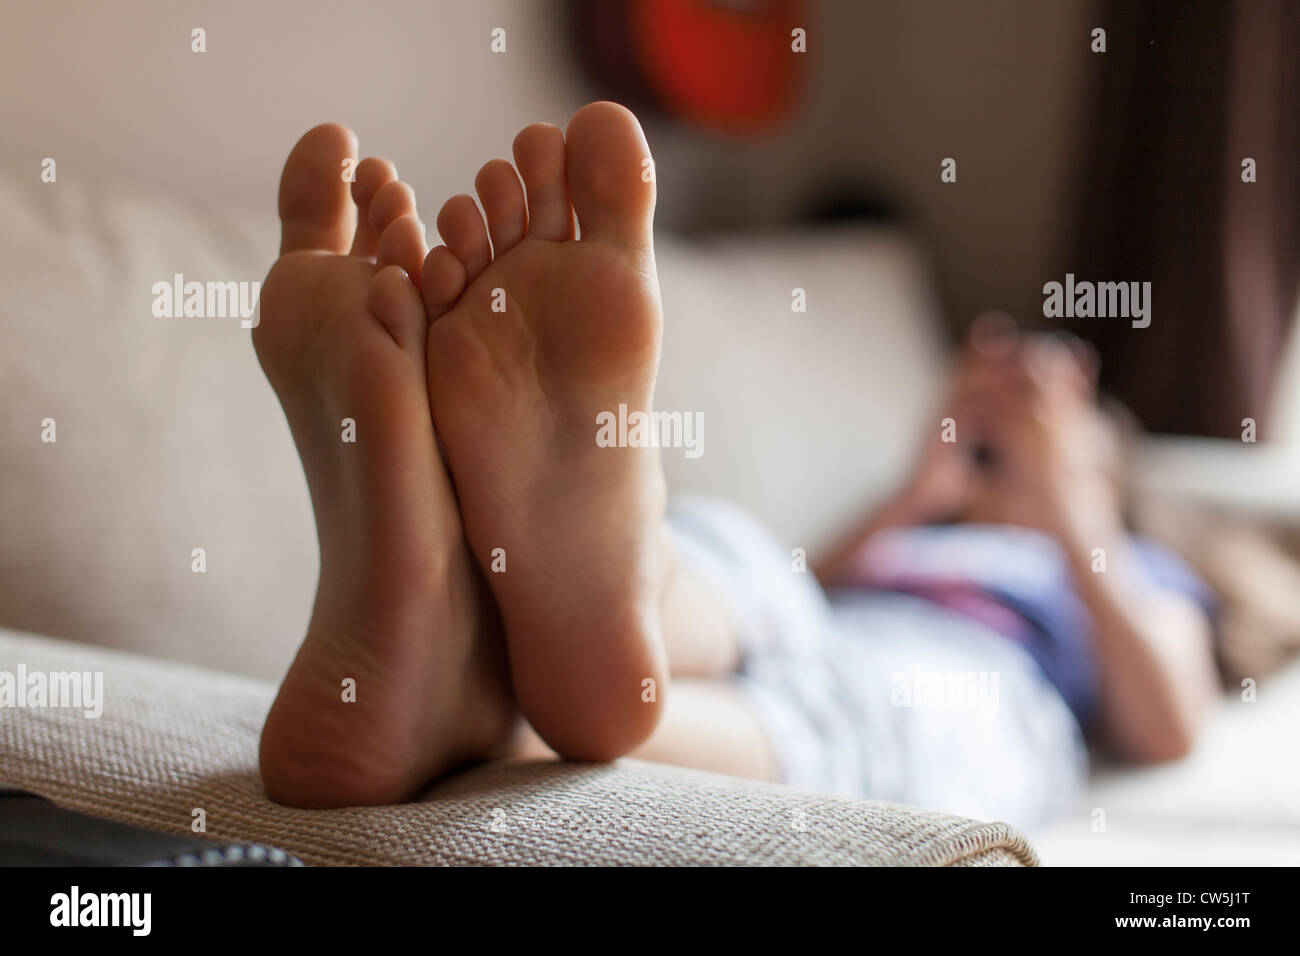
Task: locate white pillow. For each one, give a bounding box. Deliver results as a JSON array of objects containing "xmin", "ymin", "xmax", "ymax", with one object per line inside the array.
[{"xmin": 656, "ymin": 226, "xmax": 947, "ymax": 550}]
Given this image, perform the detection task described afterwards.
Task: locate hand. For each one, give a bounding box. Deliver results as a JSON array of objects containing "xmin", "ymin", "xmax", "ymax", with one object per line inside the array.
[
  {"xmin": 972, "ymin": 336, "xmax": 1122, "ymax": 539},
  {"xmin": 894, "ymin": 341, "xmax": 1011, "ymax": 524}
]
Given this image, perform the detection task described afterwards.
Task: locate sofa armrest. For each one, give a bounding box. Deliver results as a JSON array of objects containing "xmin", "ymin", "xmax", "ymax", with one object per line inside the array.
[{"xmin": 0, "ymin": 629, "xmax": 1036, "ymax": 866}]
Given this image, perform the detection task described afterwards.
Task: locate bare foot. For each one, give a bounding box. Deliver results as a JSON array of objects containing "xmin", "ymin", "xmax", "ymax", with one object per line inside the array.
[
  {"xmin": 419, "ymin": 102, "xmax": 671, "ymax": 760},
  {"xmin": 254, "ymin": 124, "xmax": 514, "ymax": 808}
]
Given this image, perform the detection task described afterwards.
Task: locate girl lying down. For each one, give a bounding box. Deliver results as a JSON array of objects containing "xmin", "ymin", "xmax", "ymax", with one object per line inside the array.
[{"xmin": 252, "ymin": 101, "xmax": 1218, "ymax": 826}]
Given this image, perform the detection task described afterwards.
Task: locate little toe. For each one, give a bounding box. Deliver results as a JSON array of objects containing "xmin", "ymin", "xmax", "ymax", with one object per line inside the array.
[
  {"xmin": 368, "ymin": 264, "xmax": 427, "ymax": 353},
  {"xmin": 420, "ymin": 245, "xmax": 468, "ymax": 322}
]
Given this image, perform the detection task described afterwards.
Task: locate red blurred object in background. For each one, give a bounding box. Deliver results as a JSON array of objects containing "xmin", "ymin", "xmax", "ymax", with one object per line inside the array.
[{"xmin": 574, "ymin": 0, "xmax": 806, "ymax": 135}]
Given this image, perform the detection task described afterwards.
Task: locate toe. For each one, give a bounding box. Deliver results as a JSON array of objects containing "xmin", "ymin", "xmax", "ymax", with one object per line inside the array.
[
  {"xmin": 420, "ymin": 245, "xmax": 467, "ymax": 321},
  {"xmin": 436, "ymin": 194, "xmax": 492, "ymax": 284},
  {"xmin": 377, "ymin": 215, "xmax": 429, "ymax": 288},
  {"xmin": 474, "ymin": 159, "xmax": 528, "ymax": 257},
  {"xmin": 279, "ymin": 123, "xmax": 358, "ymax": 255},
  {"xmin": 349, "ymin": 157, "xmax": 399, "ymax": 257},
  {"xmin": 564, "ymin": 102, "xmax": 655, "ymax": 252},
  {"xmin": 369, "ymin": 180, "xmax": 421, "ymax": 237},
  {"xmin": 368, "ymin": 264, "xmax": 427, "ymax": 353},
  {"xmin": 512, "ymin": 123, "xmax": 574, "ymax": 241}
]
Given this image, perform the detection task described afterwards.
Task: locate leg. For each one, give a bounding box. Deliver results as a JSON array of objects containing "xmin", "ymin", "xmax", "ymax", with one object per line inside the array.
[
  {"xmin": 659, "ymin": 534, "xmax": 741, "ymax": 677},
  {"xmin": 512, "ymin": 676, "xmax": 776, "ymax": 782}
]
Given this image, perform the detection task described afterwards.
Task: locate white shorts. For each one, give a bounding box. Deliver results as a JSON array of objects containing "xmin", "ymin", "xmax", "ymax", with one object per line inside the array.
[{"xmin": 668, "ymin": 496, "xmax": 1088, "ymax": 827}]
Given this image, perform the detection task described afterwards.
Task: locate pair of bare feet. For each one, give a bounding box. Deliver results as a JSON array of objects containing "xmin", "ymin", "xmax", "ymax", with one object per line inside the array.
[{"xmin": 255, "ymin": 103, "xmax": 671, "ymax": 808}]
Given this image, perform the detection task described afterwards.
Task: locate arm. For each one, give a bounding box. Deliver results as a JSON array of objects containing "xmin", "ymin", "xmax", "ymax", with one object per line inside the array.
[
  {"xmin": 814, "ymin": 489, "xmax": 933, "ymax": 587},
  {"xmin": 1052, "ymin": 498, "xmax": 1219, "ymax": 763},
  {"xmin": 983, "ymin": 338, "xmax": 1220, "ymax": 763}
]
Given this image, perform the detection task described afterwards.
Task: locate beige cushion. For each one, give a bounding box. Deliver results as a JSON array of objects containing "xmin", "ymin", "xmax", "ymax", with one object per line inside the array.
[
  {"xmin": 0, "ymin": 171, "xmax": 311, "ymax": 681},
  {"xmin": 655, "ymin": 225, "xmax": 947, "ymax": 550},
  {"xmin": 0, "ymin": 628, "xmax": 1036, "ymax": 866}
]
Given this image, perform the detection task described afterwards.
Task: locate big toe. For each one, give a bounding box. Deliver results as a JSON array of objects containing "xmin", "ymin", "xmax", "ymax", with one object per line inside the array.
[
  {"xmin": 564, "ymin": 102, "xmax": 655, "ymax": 252},
  {"xmin": 279, "ymin": 123, "xmax": 358, "ymax": 255}
]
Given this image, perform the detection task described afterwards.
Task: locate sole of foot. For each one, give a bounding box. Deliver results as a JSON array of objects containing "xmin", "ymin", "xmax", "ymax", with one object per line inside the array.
[
  {"xmin": 420, "ymin": 102, "xmax": 672, "ymax": 761},
  {"xmin": 254, "ymin": 124, "xmax": 515, "ymax": 808}
]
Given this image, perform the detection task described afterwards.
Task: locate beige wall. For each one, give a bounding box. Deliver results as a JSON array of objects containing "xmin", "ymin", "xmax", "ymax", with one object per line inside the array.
[
  {"xmin": 2, "ymin": 1, "xmax": 590, "ymax": 217},
  {"xmin": 3, "ymin": 0, "xmax": 1093, "ymax": 328},
  {"xmin": 649, "ymin": 0, "xmax": 1096, "ymax": 328}
]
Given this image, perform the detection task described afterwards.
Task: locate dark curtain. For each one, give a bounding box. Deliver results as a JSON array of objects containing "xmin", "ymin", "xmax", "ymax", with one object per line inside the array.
[{"xmin": 1069, "ymin": 0, "xmax": 1300, "ymax": 438}]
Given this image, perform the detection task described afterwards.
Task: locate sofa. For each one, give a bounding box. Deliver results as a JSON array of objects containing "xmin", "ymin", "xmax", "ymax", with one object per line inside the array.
[
  {"xmin": 0, "ymin": 626, "xmax": 1038, "ymax": 866},
  {"xmin": 1, "ymin": 165, "xmax": 1296, "ymax": 866}
]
